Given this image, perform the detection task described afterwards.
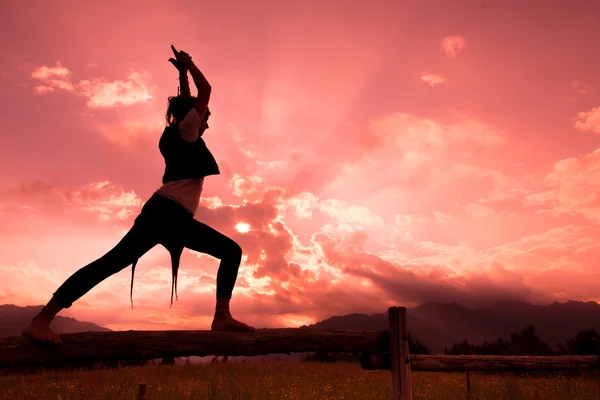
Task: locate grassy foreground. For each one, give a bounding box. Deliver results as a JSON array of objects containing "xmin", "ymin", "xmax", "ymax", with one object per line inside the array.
[{"xmin": 1, "ymin": 361, "xmax": 599, "ymax": 400}]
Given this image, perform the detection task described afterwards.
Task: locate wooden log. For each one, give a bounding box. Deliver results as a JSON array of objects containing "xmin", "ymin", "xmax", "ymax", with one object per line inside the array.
[
  {"xmin": 360, "ymin": 353, "xmax": 600, "ymax": 372},
  {"xmin": 0, "ymin": 328, "xmax": 388, "ymax": 369}
]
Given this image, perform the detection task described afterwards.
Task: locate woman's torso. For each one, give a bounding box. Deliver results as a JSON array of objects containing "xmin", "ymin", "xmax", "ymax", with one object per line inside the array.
[
  {"xmin": 153, "ymin": 108, "xmax": 219, "ymax": 214},
  {"xmin": 154, "ymin": 177, "xmax": 204, "ymax": 214}
]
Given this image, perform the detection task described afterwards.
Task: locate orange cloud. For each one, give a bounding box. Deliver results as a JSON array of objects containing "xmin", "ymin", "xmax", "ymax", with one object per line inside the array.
[
  {"xmin": 0, "ymin": 260, "xmax": 64, "ymax": 305},
  {"xmin": 393, "ymin": 212, "xmax": 453, "ymax": 242},
  {"xmin": 524, "ymin": 148, "xmax": 600, "ymax": 222},
  {"xmin": 78, "ymin": 70, "xmax": 154, "ymax": 107},
  {"xmin": 31, "ymin": 63, "xmax": 154, "ymax": 108},
  {"xmin": 441, "ymin": 35, "xmax": 465, "ymax": 58},
  {"xmin": 31, "ymin": 62, "xmax": 74, "ymax": 91},
  {"xmin": 318, "ymin": 198, "xmax": 385, "ymax": 230},
  {"xmin": 574, "ymin": 106, "xmax": 600, "ymax": 134},
  {"xmin": 465, "ymin": 202, "xmax": 498, "ymax": 220},
  {"xmin": 572, "ymin": 80, "xmax": 588, "ymax": 95},
  {"xmin": 420, "ymin": 73, "xmax": 446, "ymax": 86},
  {"xmin": 372, "ymin": 113, "xmax": 504, "ymax": 154},
  {"xmin": 6, "ymin": 170, "xmax": 600, "ymax": 329},
  {"xmin": 33, "ymin": 85, "xmax": 55, "ymax": 94},
  {"xmin": 18, "ymin": 180, "xmax": 142, "ymax": 222},
  {"xmin": 350, "ymin": 113, "xmax": 505, "ymax": 184},
  {"xmin": 452, "ymin": 164, "xmax": 532, "ymax": 202},
  {"xmin": 96, "ymin": 118, "xmax": 164, "ymax": 149},
  {"xmin": 31, "ymin": 63, "xmax": 71, "ymax": 80}
]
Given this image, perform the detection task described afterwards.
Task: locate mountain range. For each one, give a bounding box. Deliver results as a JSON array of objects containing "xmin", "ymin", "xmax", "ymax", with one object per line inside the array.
[
  {"xmin": 3, "ymin": 300, "xmax": 599, "ymax": 355},
  {"xmin": 303, "ymin": 300, "xmax": 600, "ymax": 353},
  {"xmin": 0, "ymin": 304, "xmax": 111, "ymax": 338}
]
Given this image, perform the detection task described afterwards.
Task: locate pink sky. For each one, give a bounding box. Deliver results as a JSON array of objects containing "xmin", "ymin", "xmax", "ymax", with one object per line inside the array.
[{"xmin": 1, "ymin": 0, "xmax": 600, "ymax": 331}]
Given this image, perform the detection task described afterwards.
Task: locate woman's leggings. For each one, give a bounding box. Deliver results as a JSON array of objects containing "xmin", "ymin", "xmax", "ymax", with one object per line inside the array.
[{"xmin": 52, "ymin": 193, "xmax": 243, "ymax": 309}]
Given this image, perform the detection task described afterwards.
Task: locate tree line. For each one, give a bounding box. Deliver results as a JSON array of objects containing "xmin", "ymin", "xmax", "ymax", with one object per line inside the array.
[
  {"xmin": 302, "ymin": 326, "xmax": 600, "ymax": 363},
  {"xmin": 444, "ymin": 326, "xmax": 600, "ymax": 356}
]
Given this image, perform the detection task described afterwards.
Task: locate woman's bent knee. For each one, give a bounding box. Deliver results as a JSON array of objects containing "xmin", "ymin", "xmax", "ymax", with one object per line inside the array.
[{"xmin": 228, "ymin": 240, "xmax": 242, "ymax": 259}]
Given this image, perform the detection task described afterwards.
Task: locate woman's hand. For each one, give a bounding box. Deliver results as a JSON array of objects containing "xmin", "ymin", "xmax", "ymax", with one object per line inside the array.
[{"xmin": 168, "ymin": 45, "xmax": 193, "ymax": 70}]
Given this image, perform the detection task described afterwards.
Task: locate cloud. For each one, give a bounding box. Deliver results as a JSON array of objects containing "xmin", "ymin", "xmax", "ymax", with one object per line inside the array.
[
  {"xmin": 63, "ymin": 181, "xmax": 142, "ymax": 220},
  {"xmin": 317, "ymin": 198, "xmax": 385, "ymax": 230},
  {"xmin": 96, "ymin": 118, "xmax": 164, "ymax": 149},
  {"xmin": 31, "ymin": 62, "xmax": 154, "ymax": 108},
  {"xmin": 300, "ymin": 112, "xmax": 510, "ymax": 211},
  {"xmin": 441, "ymin": 35, "xmax": 465, "ymax": 58},
  {"xmin": 19, "ymin": 180, "xmax": 142, "ymax": 222},
  {"xmin": 78, "ymin": 71, "xmax": 154, "ymax": 107},
  {"xmin": 206, "ymin": 175, "xmax": 563, "ymax": 313},
  {"xmin": 31, "ymin": 63, "xmax": 71, "ymax": 80},
  {"xmin": 524, "ymin": 148, "xmax": 600, "ymax": 222},
  {"xmin": 313, "ymin": 231, "xmax": 540, "ymax": 309},
  {"xmin": 465, "ymin": 202, "xmax": 497, "ymax": 220},
  {"xmin": 373, "ymin": 113, "xmax": 504, "ymax": 154},
  {"xmin": 362, "ymin": 114, "xmax": 505, "ymax": 184},
  {"xmin": 574, "ymin": 106, "xmax": 600, "ymax": 134},
  {"xmin": 0, "ymin": 260, "xmax": 64, "ymax": 305},
  {"xmin": 452, "ymin": 164, "xmax": 532, "ymax": 203},
  {"xmin": 315, "ymin": 223, "xmax": 600, "ymax": 310},
  {"xmin": 8, "ymin": 171, "xmax": 600, "ymax": 328},
  {"xmin": 420, "ymin": 73, "xmax": 446, "ymax": 86},
  {"xmin": 572, "ymin": 80, "xmax": 588, "ymax": 95},
  {"xmin": 31, "ymin": 62, "xmax": 74, "ymax": 91},
  {"xmin": 392, "ymin": 212, "xmax": 453, "ymax": 242},
  {"xmin": 33, "ymin": 85, "xmax": 55, "ymax": 94}
]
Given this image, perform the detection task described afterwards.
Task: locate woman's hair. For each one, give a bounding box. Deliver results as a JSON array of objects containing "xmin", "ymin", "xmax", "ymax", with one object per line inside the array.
[{"xmin": 165, "ymin": 96, "xmax": 210, "ymax": 126}]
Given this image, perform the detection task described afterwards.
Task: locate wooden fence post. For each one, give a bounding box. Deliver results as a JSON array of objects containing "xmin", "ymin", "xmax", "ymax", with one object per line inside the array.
[
  {"xmin": 466, "ymin": 371, "xmax": 472, "ymax": 400},
  {"xmin": 137, "ymin": 382, "xmax": 147, "ymax": 400},
  {"xmin": 389, "ymin": 306, "xmax": 412, "ymax": 400}
]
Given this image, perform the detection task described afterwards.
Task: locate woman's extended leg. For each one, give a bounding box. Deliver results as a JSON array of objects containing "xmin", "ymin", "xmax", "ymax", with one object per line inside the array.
[
  {"xmin": 182, "ymin": 219, "xmax": 255, "ymax": 332},
  {"xmin": 22, "ymin": 222, "xmax": 159, "ymax": 344}
]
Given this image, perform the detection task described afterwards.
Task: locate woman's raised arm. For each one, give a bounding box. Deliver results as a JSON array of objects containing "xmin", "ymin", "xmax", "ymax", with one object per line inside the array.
[{"xmin": 170, "ymin": 45, "xmax": 211, "ymax": 118}]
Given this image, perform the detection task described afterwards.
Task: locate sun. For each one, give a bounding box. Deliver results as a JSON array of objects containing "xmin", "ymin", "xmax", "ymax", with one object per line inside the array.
[{"xmin": 235, "ymin": 222, "xmax": 250, "ymax": 233}]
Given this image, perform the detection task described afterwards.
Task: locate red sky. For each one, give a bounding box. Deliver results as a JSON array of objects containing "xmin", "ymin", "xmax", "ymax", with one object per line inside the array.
[{"xmin": 1, "ymin": 0, "xmax": 600, "ymax": 331}]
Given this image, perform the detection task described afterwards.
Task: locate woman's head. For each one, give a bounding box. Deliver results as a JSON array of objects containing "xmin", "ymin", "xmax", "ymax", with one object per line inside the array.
[{"xmin": 165, "ymin": 96, "xmax": 211, "ymax": 130}]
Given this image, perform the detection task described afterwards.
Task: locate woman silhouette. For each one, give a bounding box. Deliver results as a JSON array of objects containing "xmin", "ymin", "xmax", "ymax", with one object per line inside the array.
[{"xmin": 22, "ymin": 45, "xmax": 255, "ymax": 344}]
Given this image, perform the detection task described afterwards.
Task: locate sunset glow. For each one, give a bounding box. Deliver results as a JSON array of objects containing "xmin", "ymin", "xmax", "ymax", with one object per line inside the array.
[
  {"xmin": 1, "ymin": 1, "xmax": 599, "ymax": 332},
  {"xmin": 235, "ymin": 223, "xmax": 250, "ymax": 233}
]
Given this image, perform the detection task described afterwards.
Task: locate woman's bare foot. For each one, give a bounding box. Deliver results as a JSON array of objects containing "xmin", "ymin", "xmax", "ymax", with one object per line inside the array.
[
  {"xmin": 211, "ymin": 313, "xmax": 255, "ymax": 332},
  {"xmin": 22, "ymin": 315, "xmax": 62, "ymax": 344}
]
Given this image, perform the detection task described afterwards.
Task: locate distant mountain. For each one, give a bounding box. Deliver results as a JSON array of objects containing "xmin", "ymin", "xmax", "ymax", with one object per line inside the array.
[
  {"xmin": 303, "ymin": 300, "xmax": 600, "ymax": 354},
  {"xmin": 0, "ymin": 304, "xmax": 111, "ymax": 337}
]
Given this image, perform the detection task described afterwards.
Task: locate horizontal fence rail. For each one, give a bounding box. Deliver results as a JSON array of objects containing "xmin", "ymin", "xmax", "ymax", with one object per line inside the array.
[
  {"xmin": 0, "ymin": 328, "xmax": 388, "ymax": 369},
  {"xmin": 361, "ymin": 353, "xmax": 600, "ymax": 372}
]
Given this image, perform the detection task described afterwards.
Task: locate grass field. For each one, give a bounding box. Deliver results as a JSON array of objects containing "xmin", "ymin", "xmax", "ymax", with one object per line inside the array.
[{"xmin": 1, "ymin": 361, "xmax": 599, "ymax": 400}]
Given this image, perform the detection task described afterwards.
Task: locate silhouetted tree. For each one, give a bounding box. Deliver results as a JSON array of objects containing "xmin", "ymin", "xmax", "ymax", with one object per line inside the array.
[
  {"xmin": 303, "ymin": 333, "xmax": 430, "ymax": 362},
  {"xmin": 444, "ymin": 326, "xmax": 553, "ymax": 356},
  {"xmin": 557, "ymin": 329, "xmax": 600, "ymax": 355},
  {"xmin": 476, "ymin": 337, "xmax": 509, "ymax": 355},
  {"xmin": 445, "ymin": 339, "xmax": 476, "ymax": 355},
  {"xmin": 506, "ymin": 325, "xmax": 553, "ymax": 356},
  {"xmin": 408, "ymin": 333, "xmax": 431, "ymax": 355}
]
